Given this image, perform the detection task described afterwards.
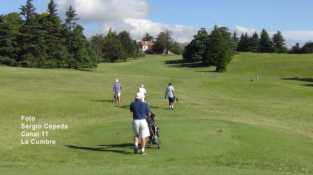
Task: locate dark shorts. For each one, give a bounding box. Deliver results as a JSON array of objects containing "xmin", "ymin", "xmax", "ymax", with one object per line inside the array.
[{"xmin": 168, "ymin": 97, "xmax": 175, "ymax": 104}]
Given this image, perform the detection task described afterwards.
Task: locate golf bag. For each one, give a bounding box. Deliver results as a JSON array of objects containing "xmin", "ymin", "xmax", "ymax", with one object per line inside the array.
[{"xmin": 146, "ymin": 112, "xmax": 160, "ymax": 149}]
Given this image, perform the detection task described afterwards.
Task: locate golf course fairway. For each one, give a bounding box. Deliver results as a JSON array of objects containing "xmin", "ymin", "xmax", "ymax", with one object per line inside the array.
[{"xmin": 0, "ymin": 53, "xmax": 313, "ymax": 175}]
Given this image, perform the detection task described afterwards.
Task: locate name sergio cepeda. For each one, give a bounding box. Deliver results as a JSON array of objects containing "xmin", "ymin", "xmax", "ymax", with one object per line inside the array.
[{"xmin": 21, "ymin": 123, "xmax": 69, "ymax": 131}]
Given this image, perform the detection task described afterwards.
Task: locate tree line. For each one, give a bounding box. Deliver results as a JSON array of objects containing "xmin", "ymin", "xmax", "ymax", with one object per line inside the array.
[
  {"xmin": 90, "ymin": 30, "xmax": 143, "ymax": 63},
  {"xmin": 183, "ymin": 27, "xmax": 313, "ymax": 72},
  {"xmin": 0, "ymin": 0, "xmax": 97, "ymax": 69},
  {"xmin": 0, "ymin": 0, "xmax": 144, "ymax": 69},
  {"xmin": 88, "ymin": 30, "xmax": 183, "ymax": 63},
  {"xmin": 234, "ymin": 29, "xmax": 313, "ymax": 54}
]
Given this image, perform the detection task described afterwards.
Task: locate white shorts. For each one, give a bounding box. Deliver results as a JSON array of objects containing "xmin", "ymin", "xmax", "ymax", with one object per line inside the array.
[
  {"xmin": 114, "ymin": 92, "xmax": 121, "ymax": 97},
  {"xmin": 132, "ymin": 119, "xmax": 150, "ymax": 138}
]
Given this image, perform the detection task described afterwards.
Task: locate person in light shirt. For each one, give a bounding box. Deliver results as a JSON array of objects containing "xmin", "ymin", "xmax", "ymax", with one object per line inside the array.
[
  {"xmin": 138, "ymin": 84, "xmax": 147, "ymax": 102},
  {"xmin": 165, "ymin": 83, "xmax": 176, "ymax": 110},
  {"xmin": 112, "ymin": 79, "xmax": 122, "ymax": 105}
]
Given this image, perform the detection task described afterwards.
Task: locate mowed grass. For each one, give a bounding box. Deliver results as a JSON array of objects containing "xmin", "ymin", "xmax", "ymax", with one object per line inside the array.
[{"xmin": 0, "ymin": 53, "xmax": 313, "ymax": 174}]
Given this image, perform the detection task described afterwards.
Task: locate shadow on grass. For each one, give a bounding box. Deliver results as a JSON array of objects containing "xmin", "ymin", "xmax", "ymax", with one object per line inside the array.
[
  {"xmin": 117, "ymin": 104, "xmax": 162, "ymax": 110},
  {"xmin": 164, "ymin": 59, "xmax": 209, "ymax": 68},
  {"xmin": 90, "ymin": 99, "xmax": 114, "ymax": 103},
  {"xmin": 65, "ymin": 144, "xmax": 133, "ymax": 155},
  {"xmin": 305, "ymin": 84, "xmax": 313, "ymax": 87},
  {"xmin": 282, "ymin": 77, "xmax": 313, "ymax": 87},
  {"xmin": 195, "ymin": 70, "xmax": 218, "ymax": 73}
]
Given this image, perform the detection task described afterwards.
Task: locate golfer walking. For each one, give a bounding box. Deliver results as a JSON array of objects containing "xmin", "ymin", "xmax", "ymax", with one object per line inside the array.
[
  {"xmin": 138, "ymin": 84, "xmax": 147, "ymax": 102},
  {"xmin": 165, "ymin": 83, "xmax": 176, "ymax": 110},
  {"xmin": 112, "ymin": 79, "xmax": 122, "ymax": 105},
  {"xmin": 130, "ymin": 93, "xmax": 151, "ymax": 154}
]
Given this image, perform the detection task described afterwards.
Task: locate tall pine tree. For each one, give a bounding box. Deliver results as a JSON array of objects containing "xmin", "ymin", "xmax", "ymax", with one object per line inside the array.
[
  {"xmin": 64, "ymin": 6, "xmax": 95, "ymax": 68},
  {"xmin": 20, "ymin": 0, "xmax": 36, "ymax": 24},
  {"xmin": 237, "ymin": 33, "xmax": 250, "ymax": 52},
  {"xmin": 272, "ymin": 31, "xmax": 287, "ymax": 53},
  {"xmin": 248, "ymin": 32, "xmax": 259, "ymax": 52},
  {"xmin": 18, "ymin": 0, "xmax": 48, "ymax": 67},
  {"xmin": 42, "ymin": 0, "xmax": 69, "ymax": 67},
  {"xmin": 259, "ymin": 29, "xmax": 274, "ymax": 53}
]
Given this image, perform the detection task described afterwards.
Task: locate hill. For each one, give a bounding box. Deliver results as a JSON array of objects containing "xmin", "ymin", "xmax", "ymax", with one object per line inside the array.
[{"xmin": 0, "ymin": 53, "xmax": 313, "ymax": 175}]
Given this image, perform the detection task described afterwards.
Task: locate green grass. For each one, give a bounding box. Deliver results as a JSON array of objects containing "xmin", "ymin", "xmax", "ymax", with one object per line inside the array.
[{"xmin": 0, "ymin": 53, "xmax": 313, "ymax": 174}]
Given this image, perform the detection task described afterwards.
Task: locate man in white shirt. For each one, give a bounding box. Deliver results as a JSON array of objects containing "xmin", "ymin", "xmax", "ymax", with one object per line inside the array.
[
  {"xmin": 165, "ymin": 83, "xmax": 175, "ymax": 110},
  {"xmin": 138, "ymin": 84, "xmax": 147, "ymax": 102}
]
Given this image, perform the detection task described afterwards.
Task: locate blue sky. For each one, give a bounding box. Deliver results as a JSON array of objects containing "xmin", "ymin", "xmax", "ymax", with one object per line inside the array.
[
  {"xmin": 1, "ymin": 0, "xmax": 312, "ymax": 44},
  {"xmin": 148, "ymin": 0, "xmax": 313, "ymax": 30}
]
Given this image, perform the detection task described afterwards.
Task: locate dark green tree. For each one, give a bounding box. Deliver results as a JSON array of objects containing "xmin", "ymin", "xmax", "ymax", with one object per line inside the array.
[
  {"xmin": 169, "ymin": 42, "xmax": 183, "ymax": 55},
  {"xmin": 64, "ymin": 5, "xmax": 78, "ymax": 32},
  {"xmin": 289, "ymin": 43, "xmax": 302, "ymax": 54},
  {"xmin": 102, "ymin": 30, "xmax": 126, "ymax": 62},
  {"xmin": 118, "ymin": 31, "xmax": 137, "ymax": 57},
  {"xmin": 0, "ymin": 13, "xmax": 22, "ymax": 62},
  {"xmin": 183, "ymin": 28, "xmax": 209, "ymax": 62},
  {"xmin": 203, "ymin": 26, "xmax": 234, "ymax": 72},
  {"xmin": 272, "ymin": 31, "xmax": 288, "ymax": 53},
  {"xmin": 232, "ymin": 32, "xmax": 239, "ymax": 51},
  {"xmin": 64, "ymin": 6, "xmax": 95, "ymax": 68},
  {"xmin": 237, "ymin": 33, "xmax": 250, "ymax": 52},
  {"xmin": 153, "ymin": 30, "xmax": 173, "ymax": 54},
  {"xmin": 90, "ymin": 34, "xmax": 106, "ymax": 62},
  {"xmin": 18, "ymin": 0, "xmax": 48, "ymax": 67},
  {"xmin": 42, "ymin": 0, "xmax": 69, "ymax": 67},
  {"xmin": 70, "ymin": 25, "xmax": 96, "ymax": 68},
  {"xmin": 248, "ymin": 32, "xmax": 259, "ymax": 52},
  {"xmin": 301, "ymin": 42, "xmax": 313, "ymax": 53},
  {"xmin": 20, "ymin": 0, "xmax": 36, "ymax": 24},
  {"xmin": 47, "ymin": 0, "xmax": 57, "ymax": 18},
  {"xmin": 259, "ymin": 29, "xmax": 274, "ymax": 53}
]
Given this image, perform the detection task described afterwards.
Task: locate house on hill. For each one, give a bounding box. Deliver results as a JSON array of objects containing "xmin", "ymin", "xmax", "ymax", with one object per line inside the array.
[{"xmin": 139, "ymin": 40, "xmax": 154, "ymax": 52}]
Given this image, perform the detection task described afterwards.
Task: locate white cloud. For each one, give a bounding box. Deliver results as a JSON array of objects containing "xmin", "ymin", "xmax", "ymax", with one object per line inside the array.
[
  {"xmin": 235, "ymin": 26, "xmax": 257, "ymax": 36},
  {"xmin": 55, "ymin": 0, "xmax": 196, "ymax": 43},
  {"xmin": 121, "ymin": 18, "xmax": 197, "ymax": 43},
  {"xmin": 55, "ymin": 1, "xmax": 313, "ymax": 45},
  {"xmin": 55, "ymin": 0, "xmax": 148, "ymax": 22}
]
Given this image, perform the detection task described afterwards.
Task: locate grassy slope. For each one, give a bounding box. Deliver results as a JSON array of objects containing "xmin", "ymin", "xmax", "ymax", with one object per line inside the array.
[{"xmin": 0, "ymin": 53, "xmax": 313, "ymax": 174}]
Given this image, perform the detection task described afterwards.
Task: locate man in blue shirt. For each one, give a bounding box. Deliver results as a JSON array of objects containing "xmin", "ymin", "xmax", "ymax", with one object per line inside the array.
[{"xmin": 130, "ymin": 93, "xmax": 151, "ymax": 154}]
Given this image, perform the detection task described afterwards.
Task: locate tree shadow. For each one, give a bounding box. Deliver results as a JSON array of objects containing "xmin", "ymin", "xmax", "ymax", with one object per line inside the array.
[
  {"xmin": 165, "ymin": 59, "xmax": 208, "ymax": 68},
  {"xmin": 282, "ymin": 77, "xmax": 313, "ymax": 87},
  {"xmin": 65, "ymin": 143, "xmax": 133, "ymax": 155},
  {"xmin": 195, "ymin": 70, "xmax": 218, "ymax": 73},
  {"xmin": 282, "ymin": 77, "xmax": 313, "ymax": 82}
]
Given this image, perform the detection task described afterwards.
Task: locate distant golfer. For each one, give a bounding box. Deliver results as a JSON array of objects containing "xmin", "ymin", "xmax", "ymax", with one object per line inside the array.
[
  {"xmin": 112, "ymin": 79, "xmax": 122, "ymax": 105},
  {"xmin": 165, "ymin": 83, "xmax": 176, "ymax": 110},
  {"xmin": 138, "ymin": 84, "xmax": 147, "ymax": 102},
  {"xmin": 130, "ymin": 93, "xmax": 151, "ymax": 154}
]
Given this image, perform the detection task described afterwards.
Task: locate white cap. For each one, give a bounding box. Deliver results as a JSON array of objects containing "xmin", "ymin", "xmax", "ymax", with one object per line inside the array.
[
  {"xmin": 136, "ymin": 92, "xmax": 144, "ymax": 99},
  {"xmin": 115, "ymin": 79, "xmax": 119, "ymax": 83}
]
